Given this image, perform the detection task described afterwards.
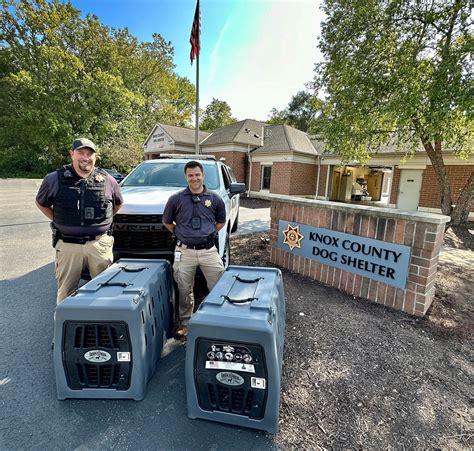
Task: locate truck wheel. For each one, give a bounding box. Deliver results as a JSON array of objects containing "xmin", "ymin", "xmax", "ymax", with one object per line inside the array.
[{"xmin": 221, "ymin": 234, "xmax": 230, "ymax": 269}]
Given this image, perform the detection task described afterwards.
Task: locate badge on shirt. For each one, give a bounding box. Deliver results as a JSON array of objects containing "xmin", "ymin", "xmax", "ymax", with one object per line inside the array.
[
  {"xmin": 95, "ymin": 174, "xmax": 105, "ymax": 182},
  {"xmin": 204, "ymin": 200, "xmax": 212, "ymax": 208}
]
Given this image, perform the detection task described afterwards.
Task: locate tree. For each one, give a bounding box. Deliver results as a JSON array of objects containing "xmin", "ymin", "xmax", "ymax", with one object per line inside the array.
[
  {"xmin": 268, "ymin": 91, "xmax": 325, "ymax": 133},
  {"xmin": 314, "ymin": 0, "xmax": 473, "ymax": 225},
  {"xmin": 200, "ymin": 98, "xmax": 236, "ymax": 131},
  {"xmin": 98, "ymin": 134, "xmax": 144, "ymax": 175},
  {"xmin": 0, "ymin": 0, "xmax": 195, "ymax": 175},
  {"xmin": 267, "ymin": 107, "xmax": 288, "ymax": 126}
]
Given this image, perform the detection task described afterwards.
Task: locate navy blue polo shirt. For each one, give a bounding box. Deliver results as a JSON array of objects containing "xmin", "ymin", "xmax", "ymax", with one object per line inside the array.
[{"xmin": 163, "ymin": 186, "xmax": 226, "ymax": 246}]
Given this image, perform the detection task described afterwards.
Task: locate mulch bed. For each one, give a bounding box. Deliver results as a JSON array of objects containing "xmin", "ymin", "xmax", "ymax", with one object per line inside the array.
[{"xmin": 230, "ymin": 233, "xmax": 473, "ymax": 449}]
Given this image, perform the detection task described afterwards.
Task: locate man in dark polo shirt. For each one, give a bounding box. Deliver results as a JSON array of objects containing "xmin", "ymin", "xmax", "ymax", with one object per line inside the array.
[
  {"xmin": 163, "ymin": 160, "xmax": 226, "ymax": 338},
  {"xmin": 36, "ymin": 138, "xmax": 123, "ymax": 303}
]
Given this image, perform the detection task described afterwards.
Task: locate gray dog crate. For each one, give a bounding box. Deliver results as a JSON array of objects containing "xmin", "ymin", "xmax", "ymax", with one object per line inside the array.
[
  {"xmin": 54, "ymin": 259, "xmax": 174, "ymax": 400},
  {"xmin": 185, "ymin": 265, "xmax": 285, "ymax": 433}
]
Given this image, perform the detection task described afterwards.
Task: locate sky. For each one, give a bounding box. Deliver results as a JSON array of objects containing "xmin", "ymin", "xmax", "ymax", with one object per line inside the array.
[{"xmin": 68, "ymin": 0, "xmax": 324, "ymax": 121}]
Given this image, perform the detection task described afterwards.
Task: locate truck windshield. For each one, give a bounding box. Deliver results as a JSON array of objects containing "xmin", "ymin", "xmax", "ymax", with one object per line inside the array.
[{"xmin": 122, "ymin": 162, "xmax": 220, "ymax": 190}]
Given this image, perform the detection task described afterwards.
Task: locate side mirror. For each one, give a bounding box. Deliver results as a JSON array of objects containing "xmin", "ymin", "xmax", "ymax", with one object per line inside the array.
[{"xmin": 229, "ymin": 182, "xmax": 246, "ymax": 196}]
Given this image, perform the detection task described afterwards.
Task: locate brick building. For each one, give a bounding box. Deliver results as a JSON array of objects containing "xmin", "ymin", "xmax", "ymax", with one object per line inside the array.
[
  {"xmin": 142, "ymin": 121, "xmax": 473, "ymax": 219},
  {"xmin": 318, "ymin": 147, "xmax": 474, "ymax": 219}
]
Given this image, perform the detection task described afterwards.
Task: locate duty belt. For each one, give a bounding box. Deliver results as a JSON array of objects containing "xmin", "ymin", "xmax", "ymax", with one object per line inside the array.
[
  {"xmin": 176, "ymin": 240, "xmax": 214, "ymax": 250},
  {"xmin": 59, "ymin": 229, "xmax": 112, "ymax": 245},
  {"xmin": 61, "ymin": 235, "xmax": 98, "ymax": 244}
]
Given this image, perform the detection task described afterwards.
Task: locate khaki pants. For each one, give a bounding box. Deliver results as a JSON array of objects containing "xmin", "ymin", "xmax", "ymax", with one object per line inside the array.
[
  {"xmin": 173, "ymin": 245, "xmax": 225, "ymax": 325},
  {"xmin": 55, "ymin": 234, "xmax": 114, "ymax": 304}
]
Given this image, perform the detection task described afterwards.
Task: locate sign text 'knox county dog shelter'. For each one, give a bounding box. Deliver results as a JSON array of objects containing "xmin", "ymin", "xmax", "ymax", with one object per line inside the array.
[{"xmin": 277, "ymin": 220, "xmax": 411, "ymax": 289}]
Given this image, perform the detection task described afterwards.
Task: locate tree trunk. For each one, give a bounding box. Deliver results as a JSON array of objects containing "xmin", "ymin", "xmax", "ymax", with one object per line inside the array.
[
  {"xmin": 450, "ymin": 171, "xmax": 474, "ymax": 226},
  {"xmin": 421, "ymin": 139, "xmax": 453, "ymax": 217}
]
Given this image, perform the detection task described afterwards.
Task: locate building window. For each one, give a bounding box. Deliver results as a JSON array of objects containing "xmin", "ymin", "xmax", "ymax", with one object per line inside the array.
[{"xmin": 262, "ymin": 166, "xmax": 272, "ymax": 190}]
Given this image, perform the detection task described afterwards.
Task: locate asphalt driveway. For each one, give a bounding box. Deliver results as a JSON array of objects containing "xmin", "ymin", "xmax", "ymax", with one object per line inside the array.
[{"xmin": 0, "ymin": 179, "xmax": 274, "ymax": 450}]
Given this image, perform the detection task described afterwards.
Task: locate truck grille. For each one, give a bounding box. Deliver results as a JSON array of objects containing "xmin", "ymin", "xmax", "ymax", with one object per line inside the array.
[
  {"xmin": 114, "ymin": 214, "xmax": 162, "ymax": 223},
  {"xmin": 113, "ymin": 214, "xmax": 174, "ymax": 252},
  {"xmin": 63, "ymin": 321, "xmax": 132, "ymax": 390}
]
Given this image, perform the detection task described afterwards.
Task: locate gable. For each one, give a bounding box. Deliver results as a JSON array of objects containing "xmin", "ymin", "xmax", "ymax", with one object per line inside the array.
[{"xmin": 143, "ymin": 124, "xmax": 174, "ymax": 149}]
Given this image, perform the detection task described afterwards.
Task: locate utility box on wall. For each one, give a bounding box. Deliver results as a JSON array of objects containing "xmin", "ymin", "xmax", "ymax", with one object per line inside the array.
[
  {"xmin": 367, "ymin": 171, "xmax": 383, "ymax": 201},
  {"xmin": 337, "ymin": 173, "xmax": 352, "ymax": 202},
  {"xmin": 185, "ymin": 266, "xmax": 285, "ymax": 433}
]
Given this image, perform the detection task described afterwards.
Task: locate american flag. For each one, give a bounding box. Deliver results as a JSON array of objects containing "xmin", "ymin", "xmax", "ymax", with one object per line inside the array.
[{"xmin": 189, "ymin": 0, "xmax": 200, "ymax": 64}]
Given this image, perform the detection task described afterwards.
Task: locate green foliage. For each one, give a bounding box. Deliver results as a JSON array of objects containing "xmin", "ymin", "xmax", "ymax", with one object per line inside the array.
[
  {"xmin": 0, "ymin": 0, "xmax": 195, "ymax": 176},
  {"xmin": 200, "ymin": 98, "xmax": 236, "ymax": 131},
  {"xmin": 314, "ymin": 0, "xmax": 473, "ymax": 222},
  {"xmin": 97, "ymin": 134, "xmax": 144, "ymax": 175},
  {"xmin": 268, "ymin": 91, "xmax": 325, "ymax": 133},
  {"xmin": 314, "ymin": 0, "xmax": 473, "ymax": 162},
  {"xmin": 0, "ymin": 145, "xmax": 51, "ymax": 177},
  {"xmin": 267, "ymin": 107, "xmax": 288, "ymax": 126}
]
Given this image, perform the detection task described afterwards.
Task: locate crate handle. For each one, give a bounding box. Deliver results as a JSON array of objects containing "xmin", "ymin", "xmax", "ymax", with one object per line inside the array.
[
  {"xmin": 99, "ymin": 282, "xmax": 129, "ymax": 287},
  {"xmin": 221, "ymin": 295, "xmax": 257, "ymax": 304},
  {"xmin": 119, "ymin": 266, "xmax": 148, "ymax": 272},
  {"xmin": 233, "ymin": 275, "xmax": 263, "ymax": 284}
]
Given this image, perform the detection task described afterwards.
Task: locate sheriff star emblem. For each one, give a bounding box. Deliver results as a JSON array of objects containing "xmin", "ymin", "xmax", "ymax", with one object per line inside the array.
[
  {"xmin": 204, "ymin": 200, "xmax": 212, "ymax": 208},
  {"xmin": 95, "ymin": 174, "xmax": 105, "ymax": 182},
  {"xmin": 283, "ymin": 224, "xmax": 304, "ymax": 251}
]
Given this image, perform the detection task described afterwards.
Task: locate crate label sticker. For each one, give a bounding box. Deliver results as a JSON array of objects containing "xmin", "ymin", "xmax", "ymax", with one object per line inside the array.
[
  {"xmin": 117, "ymin": 352, "xmax": 131, "ymax": 362},
  {"xmin": 84, "ymin": 350, "xmax": 111, "ymax": 363},
  {"xmin": 206, "ymin": 361, "xmax": 255, "ymax": 373},
  {"xmin": 216, "ymin": 372, "xmax": 244, "ymax": 386},
  {"xmin": 251, "ymin": 377, "xmax": 266, "ymax": 390}
]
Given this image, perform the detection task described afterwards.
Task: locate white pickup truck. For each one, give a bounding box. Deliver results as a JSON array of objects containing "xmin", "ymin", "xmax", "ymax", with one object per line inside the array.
[{"xmin": 112, "ymin": 155, "xmax": 246, "ymax": 267}]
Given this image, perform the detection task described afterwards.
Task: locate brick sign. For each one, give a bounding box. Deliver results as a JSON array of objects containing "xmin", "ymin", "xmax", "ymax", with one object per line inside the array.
[{"xmin": 277, "ymin": 220, "xmax": 411, "ymax": 289}]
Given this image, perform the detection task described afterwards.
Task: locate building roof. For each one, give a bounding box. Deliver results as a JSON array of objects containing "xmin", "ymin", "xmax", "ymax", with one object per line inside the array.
[
  {"xmin": 309, "ymin": 136, "xmax": 325, "ymax": 154},
  {"xmin": 145, "ymin": 123, "xmax": 211, "ymax": 147},
  {"xmin": 314, "ymin": 135, "xmax": 429, "ymax": 157},
  {"xmin": 254, "ymin": 124, "xmax": 318, "ymax": 156},
  {"xmin": 202, "ymin": 119, "xmax": 267, "ymax": 147},
  {"xmin": 160, "ymin": 123, "xmax": 211, "ymax": 145},
  {"xmin": 146, "ymin": 121, "xmax": 319, "ymax": 156}
]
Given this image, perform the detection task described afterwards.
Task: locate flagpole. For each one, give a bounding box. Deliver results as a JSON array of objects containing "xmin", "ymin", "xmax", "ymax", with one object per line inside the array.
[
  {"xmin": 195, "ymin": 46, "xmax": 199, "ymax": 155},
  {"xmin": 190, "ymin": 0, "xmax": 200, "ymax": 154}
]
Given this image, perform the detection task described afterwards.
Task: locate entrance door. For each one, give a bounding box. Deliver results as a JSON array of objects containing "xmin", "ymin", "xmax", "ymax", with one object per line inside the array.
[
  {"xmin": 330, "ymin": 169, "xmax": 341, "ymax": 201},
  {"xmin": 397, "ymin": 169, "xmax": 423, "ymax": 211}
]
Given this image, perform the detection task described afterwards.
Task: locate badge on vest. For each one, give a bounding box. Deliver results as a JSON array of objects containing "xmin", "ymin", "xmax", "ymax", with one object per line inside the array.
[
  {"xmin": 84, "ymin": 207, "xmax": 95, "ymax": 219},
  {"xmin": 205, "ymin": 200, "xmax": 212, "ymax": 208},
  {"xmin": 95, "ymin": 174, "xmax": 105, "ymax": 182}
]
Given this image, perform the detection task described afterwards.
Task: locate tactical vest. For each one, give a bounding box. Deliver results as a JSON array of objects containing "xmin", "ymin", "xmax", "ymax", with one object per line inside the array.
[{"xmin": 53, "ymin": 165, "xmax": 113, "ymax": 227}]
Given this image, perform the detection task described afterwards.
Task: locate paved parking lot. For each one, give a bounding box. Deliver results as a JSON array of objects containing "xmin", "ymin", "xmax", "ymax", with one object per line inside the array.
[{"xmin": 0, "ymin": 179, "xmax": 275, "ymax": 450}]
